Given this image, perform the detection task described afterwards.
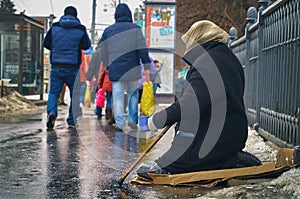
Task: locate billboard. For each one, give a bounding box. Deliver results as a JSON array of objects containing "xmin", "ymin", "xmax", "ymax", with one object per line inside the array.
[
  {"xmin": 149, "ymin": 52, "xmax": 174, "ymax": 94},
  {"xmin": 146, "ymin": 4, "xmax": 176, "ymax": 48}
]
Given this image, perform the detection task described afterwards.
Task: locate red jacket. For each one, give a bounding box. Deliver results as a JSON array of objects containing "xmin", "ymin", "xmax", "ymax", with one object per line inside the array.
[
  {"xmin": 98, "ymin": 63, "xmax": 112, "ymax": 92},
  {"xmin": 80, "ymin": 52, "xmax": 90, "ymax": 83}
]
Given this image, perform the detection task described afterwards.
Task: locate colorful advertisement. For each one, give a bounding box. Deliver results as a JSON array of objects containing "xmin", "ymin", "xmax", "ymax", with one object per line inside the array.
[{"xmin": 146, "ymin": 5, "xmax": 176, "ymax": 48}]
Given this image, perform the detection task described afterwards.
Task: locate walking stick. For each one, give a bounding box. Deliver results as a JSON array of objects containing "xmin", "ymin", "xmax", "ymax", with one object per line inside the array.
[{"xmin": 114, "ymin": 125, "xmax": 172, "ymax": 188}]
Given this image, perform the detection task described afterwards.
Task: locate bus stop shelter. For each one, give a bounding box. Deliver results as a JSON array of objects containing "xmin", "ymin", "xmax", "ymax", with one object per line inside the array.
[{"xmin": 0, "ymin": 13, "xmax": 44, "ymax": 99}]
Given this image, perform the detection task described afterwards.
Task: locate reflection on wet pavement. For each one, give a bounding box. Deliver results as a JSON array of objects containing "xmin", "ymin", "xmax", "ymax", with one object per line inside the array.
[{"xmin": 0, "ymin": 105, "xmax": 192, "ymax": 198}]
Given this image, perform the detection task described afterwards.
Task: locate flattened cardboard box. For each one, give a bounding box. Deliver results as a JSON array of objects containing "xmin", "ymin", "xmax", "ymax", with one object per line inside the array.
[{"xmin": 131, "ymin": 148, "xmax": 300, "ymax": 187}]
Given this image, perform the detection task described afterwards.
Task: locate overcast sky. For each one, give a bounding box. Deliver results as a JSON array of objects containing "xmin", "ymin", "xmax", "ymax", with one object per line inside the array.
[{"xmin": 13, "ymin": 0, "xmax": 143, "ymax": 31}]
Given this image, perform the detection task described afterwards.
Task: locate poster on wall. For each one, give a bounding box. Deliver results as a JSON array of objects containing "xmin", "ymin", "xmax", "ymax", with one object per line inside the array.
[
  {"xmin": 1, "ymin": 34, "xmax": 19, "ymax": 80},
  {"xmin": 149, "ymin": 52, "xmax": 174, "ymax": 94},
  {"xmin": 146, "ymin": 4, "xmax": 176, "ymax": 48}
]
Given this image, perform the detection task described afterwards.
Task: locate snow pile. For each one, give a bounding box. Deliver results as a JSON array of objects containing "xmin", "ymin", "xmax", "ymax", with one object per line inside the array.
[
  {"xmin": 0, "ymin": 91, "xmax": 40, "ymax": 116},
  {"xmin": 198, "ymin": 130, "xmax": 300, "ymax": 199},
  {"xmin": 244, "ymin": 129, "xmax": 278, "ymax": 162},
  {"xmin": 269, "ymin": 167, "xmax": 300, "ymax": 198}
]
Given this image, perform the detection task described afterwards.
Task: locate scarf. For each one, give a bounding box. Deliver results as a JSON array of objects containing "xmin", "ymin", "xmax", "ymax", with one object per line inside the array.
[{"xmin": 182, "ymin": 20, "xmax": 229, "ymax": 53}]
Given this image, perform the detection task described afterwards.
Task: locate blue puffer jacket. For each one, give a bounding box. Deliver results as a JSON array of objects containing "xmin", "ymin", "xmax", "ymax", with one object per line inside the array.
[
  {"xmin": 43, "ymin": 15, "xmax": 91, "ymax": 67},
  {"xmin": 99, "ymin": 3, "xmax": 151, "ymax": 81}
]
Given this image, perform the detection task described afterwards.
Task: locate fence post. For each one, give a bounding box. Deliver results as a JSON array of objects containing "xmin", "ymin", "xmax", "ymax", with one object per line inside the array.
[
  {"xmin": 256, "ymin": 0, "xmax": 270, "ymax": 126},
  {"xmin": 258, "ymin": 0, "xmax": 271, "ymax": 12},
  {"xmin": 245, "ymin": 7, "xmax": 257, "ymax": 66},
  {"xmin": 227, "ymin": 27, "xmax": 237, "ymax": 49},
  {"xmin": 245, "ymin": 6, "xmax": 257, "ymax": 126},
  {"xmin": 246, "ymin": 7, "xmax": 257, "ymax": 34}
]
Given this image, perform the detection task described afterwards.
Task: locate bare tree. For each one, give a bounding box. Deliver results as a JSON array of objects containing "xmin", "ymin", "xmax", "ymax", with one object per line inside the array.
[{"xmin": 0, "ymin": 0, "xmax": 16, "ymax": 14}]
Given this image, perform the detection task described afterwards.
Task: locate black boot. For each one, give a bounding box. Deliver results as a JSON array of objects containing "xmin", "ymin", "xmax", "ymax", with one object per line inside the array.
[
  {"xmin": 108, "ymin": 116, "xmax": 115, "ymax": 126},
  {"xmin": 95, "ymin": 106, "xmax": 102, "ymax": 119},
  {"xmin": 105, "ymin": 108, "xmax": 112, "ymax": 120},
  {"xmin": 236, "ymin": 151, "xmax": 262, "ymax": 167},
  {"xmin": 221, "ymin": 151, "xmax": 262, "ymax": 169}
]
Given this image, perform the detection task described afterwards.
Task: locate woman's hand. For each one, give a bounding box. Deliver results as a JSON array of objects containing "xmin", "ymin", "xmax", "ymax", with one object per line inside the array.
[
  {"xmin": 144, "ymin": 70, "xmax": 150, "ymax": 82},
  {"xmin": 148, "ymin": 116, "xmax": 158, "ymax": 132}
]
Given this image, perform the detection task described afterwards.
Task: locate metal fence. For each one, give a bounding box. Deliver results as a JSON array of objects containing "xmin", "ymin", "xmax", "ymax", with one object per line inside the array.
[{"xmin": 230, "ymin": 0, "xmax": 300, "ymax": 146}]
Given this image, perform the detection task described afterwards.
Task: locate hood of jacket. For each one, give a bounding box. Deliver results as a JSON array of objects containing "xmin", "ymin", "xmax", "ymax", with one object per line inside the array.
[
  {"xmin": 114, "ymin": 3, "xmax": 133, "ymax": 23},
  {"xmin": 59, "ymin": 15, "xmax": 81, "ymax": 28}
]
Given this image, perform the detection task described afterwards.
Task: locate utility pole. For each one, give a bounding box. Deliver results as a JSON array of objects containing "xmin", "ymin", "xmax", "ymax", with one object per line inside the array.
[
  {"xmin": 49, "ymin": 14, "xmax": 55, "ymax": 27},
  {"xmin": 91, "ymin": 0, "xmax": 96, "ymax": 44}
]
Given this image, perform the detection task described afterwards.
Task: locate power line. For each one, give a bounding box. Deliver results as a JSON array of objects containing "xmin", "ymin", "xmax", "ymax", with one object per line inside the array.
[
  {"xmin": 49, "ymin": 0, "xmax": 54, "ymax": 14},
  {"xmin": 14, "ymin": 0, "xmax": 31, "ymax": 13}
]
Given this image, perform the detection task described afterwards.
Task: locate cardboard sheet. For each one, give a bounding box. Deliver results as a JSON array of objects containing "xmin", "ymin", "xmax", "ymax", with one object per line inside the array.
[{"xmin": 130, "ymin": 148, "xmax": 299, "ymax": 187}]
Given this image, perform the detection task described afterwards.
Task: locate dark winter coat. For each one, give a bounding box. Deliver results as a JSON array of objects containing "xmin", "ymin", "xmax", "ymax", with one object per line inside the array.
[
  {"xmin": 153, "ymin": 41, "xmax": 248, "ymax": 174},
  {"xmin": 43, "ymin": 15, "xmax": 91, "ymax": 68},
  {"xmin": 90, "ymin": 3, "xmax": 150, "ymax": 81}
]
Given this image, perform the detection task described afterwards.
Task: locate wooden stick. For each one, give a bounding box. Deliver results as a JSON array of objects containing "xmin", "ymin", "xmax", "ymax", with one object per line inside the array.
[{"xmin": 117, "ymin": 125, "xmax": 172, "ymax": 186}]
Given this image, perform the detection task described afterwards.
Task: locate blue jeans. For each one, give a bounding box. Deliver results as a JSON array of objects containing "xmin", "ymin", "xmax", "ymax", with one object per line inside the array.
[
  {"xmin": 79, "ymin": 82, "xmax": 87, "ymax": 104},
  {"xmin": 47, "ymin": 67, "xmax": 80, "ymax": 126},
  {"xmin": 112, "ymin": 81, "xmax": 139, "ymax": 129},
  {"xmin": 106, "ymin": 91, "xmax": 112, "ymax": 109},
  {"xmin": 152, "ymin": 83, "xmax": 158, "ymax": 95}
]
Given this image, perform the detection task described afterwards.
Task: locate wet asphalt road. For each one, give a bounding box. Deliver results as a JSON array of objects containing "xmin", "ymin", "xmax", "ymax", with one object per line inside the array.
[{"xmin": 0, "ymin": 105, "xmax": 217, "ymax": 199}]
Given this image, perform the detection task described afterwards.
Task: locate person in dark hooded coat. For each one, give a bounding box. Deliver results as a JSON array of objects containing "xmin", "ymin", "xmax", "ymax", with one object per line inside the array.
[
  {"xmin": 137, "ymin": 20, "xmax": 261, "ymax": 179},
  {"xmin": 43, "ymin": 6, "xmax": 91, "ymax": 129},
  {"xmin": 87, "ymin": 3, "xmax": 151, "ymax": 132}
]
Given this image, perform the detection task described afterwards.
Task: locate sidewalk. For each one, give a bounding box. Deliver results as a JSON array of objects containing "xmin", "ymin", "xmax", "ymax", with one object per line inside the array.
[
  {"xmin": 24, "ymin": 90, "xmax": 175, "ymax": 104},
  {"xmin": 25, "ymin": 93, "xmax": 48, "ymax": 106},
  {"xmin": 1, "ymin": 92, "xmax": 299, "ymax": 198}
]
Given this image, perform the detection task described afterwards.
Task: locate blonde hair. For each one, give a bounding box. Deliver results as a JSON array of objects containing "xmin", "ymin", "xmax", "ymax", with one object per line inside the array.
[{"xmin": 182, "ymin": 20, "xmax": 229, "ymax": 53}]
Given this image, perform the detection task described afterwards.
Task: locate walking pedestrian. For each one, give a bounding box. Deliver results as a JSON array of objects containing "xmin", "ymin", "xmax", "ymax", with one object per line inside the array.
[
  {"xmin": 151, "ymin": 59, "xmax": 162, "ymax": 95},
  {"xmin": 96, "ymin": 63, "xmax": 113, "ymax": 122},
  {"xmin": 137, "ymin": 20, "xmax": 261, "ymax": 179},
  {"xmin": 138, "ymin": 58, "xmax": 154, "ymax": 104},
  {"xmin": 57, "ymin": 83, "xmax": 67, "ymax": 106},
  {"xmin": 79, "ymin": 50, "xmax": 90, "ymax": 108},
  {"xmin": 43, "ymin": 6, "xmax": 91, "ymax": 129},
  {"xmin": 89, "ymin": 3, "xmax": 151, "ymax": 132}
]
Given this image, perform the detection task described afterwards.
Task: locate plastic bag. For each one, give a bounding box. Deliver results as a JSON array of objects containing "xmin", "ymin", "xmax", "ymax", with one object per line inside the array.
[
  {"xmin": 140, "ymin": 81, "xmax": 156, "ymax": 116},
  {"xmin": 96, "ymin": 88, "xmax": 105, "ymax": 108},
  {"xmin": 84, "ymin": 87, "xmax": 91, "ymax": 107}
]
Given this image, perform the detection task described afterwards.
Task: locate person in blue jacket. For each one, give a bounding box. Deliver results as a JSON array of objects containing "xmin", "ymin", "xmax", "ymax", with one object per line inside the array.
[
  {"xmin": 88, "ymin": 3, "xmax": 151, "ymax": 132},
  {"xmin": 43, "ymin": 6, "xmax": 91, "ymax": 129}
]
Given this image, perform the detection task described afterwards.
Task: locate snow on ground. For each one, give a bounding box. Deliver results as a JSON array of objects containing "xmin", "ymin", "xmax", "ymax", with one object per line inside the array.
[
  {"xmin": 0, "ymin": 91, "xmax": 42, "ymax": 116},
  {"xmin": 245, "ymin": 130, "xmax": 300, "ymax": 199},
  {"xmin": 200, "ymin": 166, "xmax": 300, "ymax": 199},
  {"xmin": 198, "ymin": 129, "xmax": 300, "ymax": 199},
  {"xmin": 244, "ymin": 129, "xmax": 278, "ymax": 162},
  {"xmin": 269, "ymin": 167, "xmax": 300, "ymax": 198}
]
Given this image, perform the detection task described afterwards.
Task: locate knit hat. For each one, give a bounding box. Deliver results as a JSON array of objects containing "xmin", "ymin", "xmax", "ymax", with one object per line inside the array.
[{"xmin": 64, "ymin": 6, "xmax": 77, "ymax": 17}]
